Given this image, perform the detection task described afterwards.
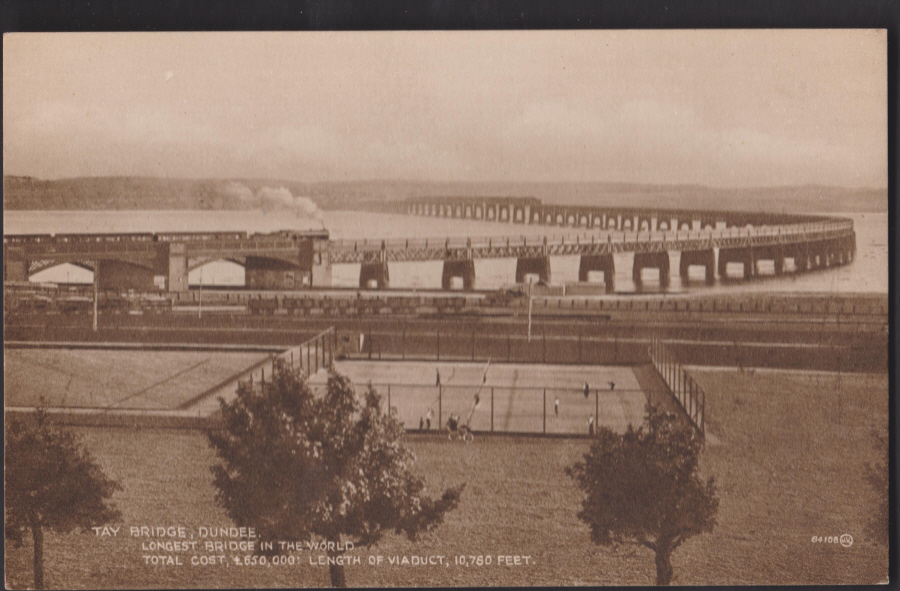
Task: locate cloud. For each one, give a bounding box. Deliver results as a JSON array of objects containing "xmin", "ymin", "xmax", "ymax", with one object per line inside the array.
[{"xmin": 496, "ymin": 98, "xmax": 881, "ymax": 187}]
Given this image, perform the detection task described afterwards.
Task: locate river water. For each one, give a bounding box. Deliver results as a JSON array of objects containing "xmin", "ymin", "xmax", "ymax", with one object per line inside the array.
[{"xmin": 4, "ymin": 210, "xmax": 887, "ymax": 294}]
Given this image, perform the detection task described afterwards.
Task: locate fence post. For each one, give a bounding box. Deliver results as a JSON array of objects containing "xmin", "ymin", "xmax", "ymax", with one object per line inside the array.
[
  {"xmin": 290, "ymin": 350, "xmax": 294, "ymax": 368},
  {"xmin": 402, "ymin": 328, "xmax": 406, "ymax": 360},
  {"xmin": 491, "ymin": 387, "xmax": 494, "ymax": 432},
  {"xmin": 387, "ymin": 385, "xmax": 391, "ymax": 416},
  {"xmin": 689, "ymin": 378, "xmax": 695, "ymax": 423},
  {"xmin": 507, "ymin": 334, "xmax": 511, "ymax": 362},
  {"xmin": 543, "ymin": 388, "xmax": 547, "ymax": 434},
  {"xmin": 595, "ymin": 390, "xmax": 599, "ymax": 429},
  {"xmin": 579, "ymin": 333, "xmax": 583, "ymax": 363},
  {"xmin": 437, "ymin": 330, "xmax": 440, "ymax": 361},
  {"xmin": 669, "ymin": 351, "xmax": 673, "ymax": 388},
  {"xmin": 315, "ymin": 339, "xmax": 319, "ymax": 374},
  {"xmin": 702, "ymin": 390, "xmax": 706, "ymax": 436},
  {"xmin": 690, "ymin": 379, "xmax": 695, "ymax": 424},
  {"xmin": 438, "ymin": 384, "xmax": 442, "ymax": 428},
  {"xmin": 471, "ymin": 329, "xmax": 475, "ymax": 361},
  {"xmin": 662, "ymin": 346, "xmax": 667, "ymax": 383},
  {"xmin": 543, "ymin": 333, "xmax": 546, "ymax": 363}
]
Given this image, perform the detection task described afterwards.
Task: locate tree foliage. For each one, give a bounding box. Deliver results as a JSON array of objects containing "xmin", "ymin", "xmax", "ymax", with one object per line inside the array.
[
  {"xmin": 5, "ymin": 409, "xmax": 122, "ymax": 590},
  {"xmin": 207, "ymin": 360, "xmax": 464, "ymax": 587},
  {"xmin": 567, "ymin": 404, "xmax": 718, "ymax": 586}
]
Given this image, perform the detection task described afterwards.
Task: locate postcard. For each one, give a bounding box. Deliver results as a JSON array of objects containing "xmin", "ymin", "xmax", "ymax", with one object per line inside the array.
[{"xmin": 3, "ymin": 30, "xmax": 888, "ymax": 588}]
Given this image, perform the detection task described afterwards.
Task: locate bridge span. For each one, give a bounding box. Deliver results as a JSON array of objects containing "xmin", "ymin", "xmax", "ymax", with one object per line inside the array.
[
  {"xmin": 329, "ymin": 220, "xmax": 855, "ymax": 290},
  {"xmin": 4, "ymin": 199, "xmax": 855, "ymax": 293}
]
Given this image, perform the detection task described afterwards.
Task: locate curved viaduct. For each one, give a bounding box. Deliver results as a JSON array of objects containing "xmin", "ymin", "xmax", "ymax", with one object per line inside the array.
[
  {"xmin": 342, "ymin": 197, "xmax": 855, "ymax": 290},
  {"xmin": 3, "ymin": 198, "xmax": 855, "ymax": 293}
]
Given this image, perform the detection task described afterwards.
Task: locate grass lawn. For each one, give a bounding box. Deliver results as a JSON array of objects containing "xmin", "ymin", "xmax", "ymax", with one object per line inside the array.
[
  {"xmin": 4, "ymin": 349, "xmax": 268, "ymax": 409},
  {"xmin": 4, "ymin": 369, "xmax": 888, "ymax": 588},
  {"xmin": 683, "ymin": 368, "xmax": 889, "ymax": 585}
]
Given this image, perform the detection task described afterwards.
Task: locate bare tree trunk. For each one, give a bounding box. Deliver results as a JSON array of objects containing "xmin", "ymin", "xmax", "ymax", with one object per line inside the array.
[
  {"xmin": 31, "ymin": 523, "xmax": 44, "ymax": 590},
  {"xmin": 327, "ymin": 537, "xmax": 346, "ymax": 588},
  {"xmin": 654, "ymin": 543, "xmax": 674, "ymax": 586}
]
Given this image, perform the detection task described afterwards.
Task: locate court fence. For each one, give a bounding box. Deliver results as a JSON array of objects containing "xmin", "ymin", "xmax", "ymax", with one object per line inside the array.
[
  {"xmin": 648, "ymin": 335, "xmax": 705, "ymax": 440},
  {"xmin": 237, "ymin": 327, "xmax": 337, "ymax": 390},
  {"xmin": 308, "ymin": 381, "xmax": 639, "ymax": 437},
  {"xmin": 356, "ymin": 328, "xmax": 648, "ymax": 366}
]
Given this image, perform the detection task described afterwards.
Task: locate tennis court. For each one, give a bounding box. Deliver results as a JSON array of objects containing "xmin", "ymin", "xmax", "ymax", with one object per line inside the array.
[{"xmin": 309, "ymin": 361, "xmax": 647, "ymax": 435}]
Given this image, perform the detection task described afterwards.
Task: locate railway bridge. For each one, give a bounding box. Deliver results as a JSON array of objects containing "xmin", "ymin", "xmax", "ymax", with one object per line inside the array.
[
  {"xmin": 3, "ymin": 230, "xmax": 332, "ymax": 292},
  {"xmin": 4, "ymin": 198, "xmax": 855, "ymax": 292},
  {"xmin": 341, "ymin": 197, "xmax": 856, "ymax": 290}
]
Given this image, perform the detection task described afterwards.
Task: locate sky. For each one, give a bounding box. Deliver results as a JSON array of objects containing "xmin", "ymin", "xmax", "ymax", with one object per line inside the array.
[{"xmin": 2, "ymin": 30, "xmax": 887, "ymax": 188}]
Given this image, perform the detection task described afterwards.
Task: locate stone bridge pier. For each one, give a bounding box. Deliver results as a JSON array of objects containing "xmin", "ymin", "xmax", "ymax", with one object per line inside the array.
[
  {"xmin": 788, "ymin": 244, "xmax": 810, "ymax": 272},
  {"xmin": 515, "ymin": 256, "xmax": 551, "ymax": 284},
  {"xmin": 678, "ymin": 249, "xmax": 715, "ymax": 284},
  {"xmin": 165, "ymin": 243, "xmax": 189, "ymax": 292},
  {"xmin": 578, "ymin": 254, "xmax": 615, "ymax": 292},
  {"xmin": 441, "ymin": 259, "xmax": 476, "ymax": 290},
  {"xmin": 752, "ymin": 245, "xmax": 786, "ymax": 276},
  {"xmin": 359, "ymin": 262, "xmax": 390, "ymax": 289},
  {"xmin": 4, "ymin": 247, "xmax": 27, "ymax": 282},
  {"xmin": 717, "ymin": 247, "xmax": 756, "ymax": 279},
  {"xmin": 823, "ymin": 234, "xmax": 856, "ymax": 267},
  {"xmin": 632, "ymin": 252, "xmax": 670, "ymax": 288}
]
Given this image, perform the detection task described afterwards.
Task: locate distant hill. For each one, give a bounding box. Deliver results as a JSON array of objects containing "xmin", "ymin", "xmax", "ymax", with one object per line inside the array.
[{"xmin": 3, "ymin": 175, "xmax": 887, "ymax": 214}]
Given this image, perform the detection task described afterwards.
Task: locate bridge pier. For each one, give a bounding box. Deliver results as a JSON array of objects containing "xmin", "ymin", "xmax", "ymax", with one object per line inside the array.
[
  {"xmin": 632, "ymin": 251, "xmax": 670, "ymax": 288},
  {"xmin": 784, "ymin": 242, "xmax": 810, "ymax": 273},
  {"xmin": 311, "ymin": 253, "xmax": 332, "ymax": 287},
  {"xmin": 442, "ymin": 259, "xmax": 475, "ymax": 290},
  {"xmin": 359, "ymin": 262, "xmax": 390, "ymax": 290},
  {"xmin": 678, "ymin": 249, "xmax": 715, "ymax": 284},
  {"xmin": 751, "ymin": 245, "xmax": 786, "ymax": 276},
  {"xmin": 515, "ymin": 256, "xmax": 551, "ymax": 284},
  {"xmin": 578, "ymin": 254, "xmax": 615, "ymax": 292},
  {"xmin": 717, "ymin": 247, "xmax": 756, "ymax": 279},
  {"xmin": 827, "ymin": 234, "xmax": 856, "ymax": 267},
  {"xmin": 516, "ymin": 205, "xmax": 529, "ymax": 224},
  {"xmin": 808, "ymin": 242, "xmax": 827, "ymax": 269},
  {"xmin": 163, "ymin": 243, "xmax": 189, "ymax": 292},
  {"xmin": 4, "ymin": 247, "xmax": 27, "ymax": 282}
]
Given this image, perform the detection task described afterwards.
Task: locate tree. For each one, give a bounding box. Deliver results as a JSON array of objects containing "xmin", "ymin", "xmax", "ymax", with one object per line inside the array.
[
  {"xmin": 567, "ymin": 404, "xmax": 718, "ymax": 586},
  {"xmin": 207, "ymin": 360, "xmax": 464, "ymax": 587},
  {"xmin": 5, "ymin": 409, "xmax": 122, "ymax": 590}
]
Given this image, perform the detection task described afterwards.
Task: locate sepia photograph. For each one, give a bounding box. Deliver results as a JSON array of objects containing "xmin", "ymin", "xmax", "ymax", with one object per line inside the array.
[{"xmin": 3, "ymin": 29, "xmax": 890, "ymax": 587}]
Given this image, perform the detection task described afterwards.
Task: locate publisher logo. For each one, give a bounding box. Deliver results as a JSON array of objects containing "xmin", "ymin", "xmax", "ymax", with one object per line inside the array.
[{"xmin": 840, "ymin": 534, "xmax": 853, "ymax": 548}]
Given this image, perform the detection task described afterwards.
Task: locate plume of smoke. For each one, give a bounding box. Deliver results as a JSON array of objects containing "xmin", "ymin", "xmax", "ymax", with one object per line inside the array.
[
  {"xmin": 224, "ymin": 182, "xmax": 323, "ymax": 223},
  {"xmin": 223, "ymin": 181, "xmax": 254, "ymax": 203}
]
